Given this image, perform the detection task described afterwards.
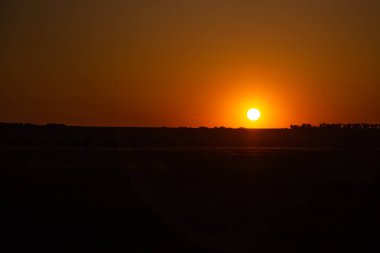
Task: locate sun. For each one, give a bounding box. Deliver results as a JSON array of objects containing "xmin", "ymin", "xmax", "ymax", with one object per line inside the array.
[{"xmin": 247, "ymin": 108, "xmax": 261, "ymax": 121}]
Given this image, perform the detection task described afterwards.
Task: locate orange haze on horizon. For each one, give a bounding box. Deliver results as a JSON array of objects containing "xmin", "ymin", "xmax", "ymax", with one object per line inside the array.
[{"xmin": 1, "ymin": 1, "xmax": 380, "ymax": 128}]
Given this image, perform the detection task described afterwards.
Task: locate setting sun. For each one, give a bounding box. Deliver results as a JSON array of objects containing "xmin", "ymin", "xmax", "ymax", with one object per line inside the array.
[{"xmin": 247, "ymin": 108, "xmax": 261, "ymax": 121}]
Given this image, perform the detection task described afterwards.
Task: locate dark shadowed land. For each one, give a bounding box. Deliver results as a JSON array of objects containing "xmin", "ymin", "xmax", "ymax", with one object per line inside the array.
[
  {"xmin": 1, "ymin": 123, "xmax": 380, "ymax": 148},
  {"xmin": 1, "ymin": 124, "xmax": 379, "ymax": 253}
]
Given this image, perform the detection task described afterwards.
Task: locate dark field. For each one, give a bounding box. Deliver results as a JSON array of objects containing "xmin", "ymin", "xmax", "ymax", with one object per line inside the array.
[
  {"xmin": 1, "ymin": 126, "xmax": 379, "ymax": 252},
  {"xmin": 2, "ymin": 146, "xmax": 379, "ymax": 253}
]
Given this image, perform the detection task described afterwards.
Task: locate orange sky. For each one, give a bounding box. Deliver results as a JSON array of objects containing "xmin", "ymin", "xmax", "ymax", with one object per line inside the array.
[{"xmin": 1, "ymin": 1, "xmax": 380, "ymax": 128}]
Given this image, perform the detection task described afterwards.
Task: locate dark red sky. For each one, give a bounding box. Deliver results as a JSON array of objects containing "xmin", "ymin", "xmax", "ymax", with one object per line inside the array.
[{"xmin": 1, "ymin": 0, "xmax": 380, "ymax": 128}]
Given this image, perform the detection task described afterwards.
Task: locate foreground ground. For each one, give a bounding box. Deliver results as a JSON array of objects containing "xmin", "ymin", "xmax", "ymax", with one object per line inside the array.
[{"xmin": 1, "ymin": 146, "xmax": 379, "ymax": 252}]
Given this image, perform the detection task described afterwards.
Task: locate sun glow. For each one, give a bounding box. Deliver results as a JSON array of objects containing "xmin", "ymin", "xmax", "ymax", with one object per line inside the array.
[{"xmin": 247, "ymin": 108, "xmax": 261, "ymax": 121}]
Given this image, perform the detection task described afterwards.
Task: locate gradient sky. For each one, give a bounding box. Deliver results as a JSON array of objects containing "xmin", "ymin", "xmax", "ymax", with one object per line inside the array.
[{"xmin": 1, "ymin": 0, "xmax": 380, "ymax": 128}]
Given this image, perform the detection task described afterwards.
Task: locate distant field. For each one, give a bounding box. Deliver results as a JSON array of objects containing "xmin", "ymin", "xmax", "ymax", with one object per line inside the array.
[
  {"xmin": 1, "ymin": 125, "xmax": 380, "ymax": 148},
  {"xmin": 2, "ymin": 146, "xmax": 379, "ymax": 252}
]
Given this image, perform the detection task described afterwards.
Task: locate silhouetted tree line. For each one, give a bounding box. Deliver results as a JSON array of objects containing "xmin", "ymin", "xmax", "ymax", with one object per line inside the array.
[
  {"xmin": 0, "ymin": 122, "xmax": 67, "ymax": 128},
  {"xmin": 1, "ymin": 122, "xmax": 380, "ymax": 130},
  {"xmin": 290, "ymin": 123, "xmax": 380, "ymax": 130},
  {"xmin": 1, "ymin": 122, "xmax": 380, "ymax": 148}
]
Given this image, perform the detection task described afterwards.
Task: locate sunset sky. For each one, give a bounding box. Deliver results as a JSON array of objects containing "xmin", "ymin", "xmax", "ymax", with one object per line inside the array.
[{"xmin": 1, "ymin": 0, "xmax": 380, "ymax": 128}]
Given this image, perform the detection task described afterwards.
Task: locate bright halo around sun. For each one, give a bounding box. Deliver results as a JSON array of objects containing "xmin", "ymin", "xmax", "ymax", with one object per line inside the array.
[{"xmin": 247, "ymin": 108, "xmax": 261, "ymax": 121}]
